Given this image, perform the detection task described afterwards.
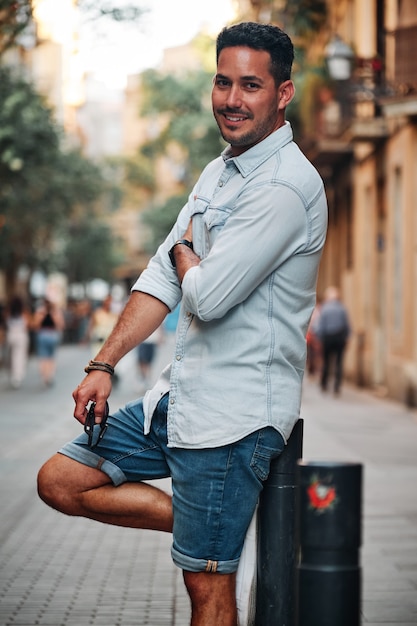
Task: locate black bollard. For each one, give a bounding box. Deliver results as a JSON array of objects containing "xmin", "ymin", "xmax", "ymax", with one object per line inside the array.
[
  {"xmin": 255, "ymin": 419, "xmax": 303, "ymax": 626},
  {"xmin": 296, "ymin": 461, "xmax": 363, "ymax": 626}
]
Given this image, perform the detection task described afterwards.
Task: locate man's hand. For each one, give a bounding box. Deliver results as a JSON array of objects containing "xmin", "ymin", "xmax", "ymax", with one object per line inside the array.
[{"xmin": 72, "ymin": 370, "xmax": 112, "ymax": 425}]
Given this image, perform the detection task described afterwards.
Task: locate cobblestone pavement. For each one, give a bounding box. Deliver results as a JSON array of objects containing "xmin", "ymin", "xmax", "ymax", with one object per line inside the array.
[{"xmin": 1, "ymin": 336, "xmax": 417, "ymax": 625}]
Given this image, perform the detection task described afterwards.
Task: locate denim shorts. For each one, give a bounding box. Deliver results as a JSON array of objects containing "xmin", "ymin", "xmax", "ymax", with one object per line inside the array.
[
  {"xmin": 59, "ymin": 393, "xmax": 285, "ymax": 574},
  {"xmin": 36, "ymin": 330, "xmax": 60, "ymax": 358}
]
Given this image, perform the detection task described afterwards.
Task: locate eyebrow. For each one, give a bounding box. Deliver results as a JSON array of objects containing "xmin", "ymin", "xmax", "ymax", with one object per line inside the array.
[{"xmin": 215, "ymin": 72, "xmax": 265, "ymax": 83}]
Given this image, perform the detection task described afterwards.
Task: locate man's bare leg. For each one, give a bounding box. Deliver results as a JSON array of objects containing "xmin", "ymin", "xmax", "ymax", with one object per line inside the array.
[
  {"xmin": 37, "ymin": 453, "xmax": 173, "ymax": 531},
  {"xmin": 38, "ymin": 455, "xmax": 238, "ymax": 625},
  {"xmin": 184, "ymin": 571, "xmax": 238, "ymax": 626}
]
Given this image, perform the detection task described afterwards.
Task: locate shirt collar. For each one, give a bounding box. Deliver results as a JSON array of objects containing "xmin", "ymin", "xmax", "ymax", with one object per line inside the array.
[{"xmin": 221, "ymin": 121, "xmax": 293, "ymax": 177}]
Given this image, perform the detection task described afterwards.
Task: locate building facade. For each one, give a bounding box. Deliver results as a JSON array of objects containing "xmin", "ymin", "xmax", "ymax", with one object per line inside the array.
[{"xmin": 301, "ymin": 0, "xmax": 417, "ymax": 404}]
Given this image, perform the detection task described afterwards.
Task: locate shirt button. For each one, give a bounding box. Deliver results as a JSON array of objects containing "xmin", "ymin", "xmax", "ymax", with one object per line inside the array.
[
  {"xmin": 218, "ymin": 181, "xmax": 224, "ymax": 187},
  {"xmin": 170, "ymin": 398, "xmax": 175, "ymax": 405},
  {"xmin": 176, "ymin": 355, "xmax": 182, "ymax": 361}
]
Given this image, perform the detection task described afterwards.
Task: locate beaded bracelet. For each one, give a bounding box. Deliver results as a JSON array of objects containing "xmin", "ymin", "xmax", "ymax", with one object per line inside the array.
[{"xmin": 84, "ymin": 360, "xmax": 115, "ymax": 376}]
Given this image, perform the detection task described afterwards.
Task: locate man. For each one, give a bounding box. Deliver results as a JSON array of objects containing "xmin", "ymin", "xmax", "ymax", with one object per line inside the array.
[
  {"xmin": 38, "ymin": 22, "xmax": 328, "ymax": 625},
  {"xmin": 318, "ymin": 286, "xmax": 351, "ymax": 395}
]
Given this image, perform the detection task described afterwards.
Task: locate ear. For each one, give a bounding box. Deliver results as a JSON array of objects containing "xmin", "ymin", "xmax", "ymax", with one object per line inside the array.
[{"xmin": 277, "ymin": 80, "xmax": 295, "ymax": 110}]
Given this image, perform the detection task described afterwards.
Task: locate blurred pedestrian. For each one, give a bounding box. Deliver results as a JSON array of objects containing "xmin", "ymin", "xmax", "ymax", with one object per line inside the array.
[
  {"xmin": 76, "ymin": 299, "xmax": 92, "ymax": 344},
  {"xmin": 317, "ymin": 286, "xmax": 351, "ymax": 395},
  {"xmin": 5, "ymin": 295, "xmax": 30, "ymax": 389},
  {"xmin": 88, "ymin": 295, "xmax": 118, "ymax": 357},
  {"xmin": 32, "ymin": 298, "xmax": 65, "ymax": 387},
  {"xmin": 88, "ymin": 295, "xmax": 120, "ymax": 384}
]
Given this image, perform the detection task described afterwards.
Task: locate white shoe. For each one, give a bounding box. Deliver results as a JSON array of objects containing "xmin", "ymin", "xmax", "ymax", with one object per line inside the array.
[{"xmin": 236, "ymin": 506, "xmax": 258, "ymax": 626}]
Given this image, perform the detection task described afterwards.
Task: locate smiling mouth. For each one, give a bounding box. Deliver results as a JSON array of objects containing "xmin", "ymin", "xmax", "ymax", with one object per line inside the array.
[
  {"xmin": 224, "ymin": 113, "xmax": 247, "ymax": 122},
  {"xmin": 218, "ymin": 109, "xmax": 252, "ymax": 126}
]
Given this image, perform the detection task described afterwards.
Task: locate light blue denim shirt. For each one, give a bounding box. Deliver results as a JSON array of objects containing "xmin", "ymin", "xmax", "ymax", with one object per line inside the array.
[{"xmin": 132, "ymin": 122, "xmax": 328, "ymax": 448}]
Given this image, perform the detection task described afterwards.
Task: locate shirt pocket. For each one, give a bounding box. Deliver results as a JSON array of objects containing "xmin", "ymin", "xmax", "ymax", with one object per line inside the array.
[{"xmin": 190, "ymin": 197, "xmax": 232, "ymax": 258}]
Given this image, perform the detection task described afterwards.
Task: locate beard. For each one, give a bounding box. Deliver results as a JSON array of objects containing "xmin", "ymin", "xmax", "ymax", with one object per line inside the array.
[{"xmin": 214, "ymin": 105, "xmax": 280, "ymax": 151}]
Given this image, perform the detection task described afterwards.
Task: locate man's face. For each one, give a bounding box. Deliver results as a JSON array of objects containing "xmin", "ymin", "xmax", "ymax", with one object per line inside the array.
[{"xmin": 212, "ymin": 46, "xmax": 292, "ymax": 156}]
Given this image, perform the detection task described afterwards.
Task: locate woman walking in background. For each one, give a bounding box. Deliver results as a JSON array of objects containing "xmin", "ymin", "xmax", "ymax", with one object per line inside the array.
[
  {"xmin": 32, "ymin": 298, "xmax": 65, "ymax": 387},
  {"xmin": 5, "ymin": 295, "xmax": 30, "ymax": 389}
]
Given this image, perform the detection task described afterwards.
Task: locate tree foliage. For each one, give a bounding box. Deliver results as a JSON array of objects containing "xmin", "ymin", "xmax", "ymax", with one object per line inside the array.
[
  {"xmin": 142, "ymin": 193, "xmax": 189, "ymax": 253},
  {"xmin": 141, "ymin": 70, "xmax": 221, "ymax": 168},
  {"xmin": 140, "ymin": 34, "xmax": 225, "ymax": 174},
  {"xmin": 0, "ymin": 0, "xmax": 152, "ymax": 295},
  {"xmin": 280, "ymin": 0, "xmax": 328, "ymax": 38},
  {"xmin": 58, "ymin": 218, "xmax": 124, "ymax": 285},
  {"xmin": 135, "ymin": 48, "xmax": 227, "ymax": 248},
  {"xmin": 0, "ymin": 0, "xmax": 146, "ymax": 58},
  {"xmin": 253, "ymin": 0, "xmax": 327, "ymax": 38},
  {"xmin": 0, "ymin": 0, "xmax": 32, "ymax": 56},
  {"xmin": 0, "ymin": 66, "xmax": 120, "ymax": 296}
]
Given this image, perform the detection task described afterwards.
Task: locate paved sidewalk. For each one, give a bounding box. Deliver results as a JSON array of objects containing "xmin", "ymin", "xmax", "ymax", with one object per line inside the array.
[
  {"xmin": 301, "ymin": 377, "xmax": 417, "ymax": 626},
  {"xmin": 1, "ymin": 337, "xmax": 417, "ymax": 625},
  {"xmin": 0, "ymin": 338, "xmax": 191, "ymax": 626}
]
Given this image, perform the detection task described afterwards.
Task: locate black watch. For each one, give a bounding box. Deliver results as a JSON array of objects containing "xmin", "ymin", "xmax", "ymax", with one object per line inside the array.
[{"xmin": 168, "ymin": 239, "xmax": 194, "ymax": 268}]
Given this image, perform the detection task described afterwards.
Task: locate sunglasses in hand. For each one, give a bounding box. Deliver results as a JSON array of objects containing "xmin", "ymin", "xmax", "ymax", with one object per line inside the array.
[{"xmin": 84, "ymin": 401, "xmax": 109, "ymax": 448}]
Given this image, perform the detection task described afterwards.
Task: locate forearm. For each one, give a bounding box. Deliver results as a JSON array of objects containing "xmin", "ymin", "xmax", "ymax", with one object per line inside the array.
[
  {"xmin": 171, "ymin": 219, "xmax": 200, "ymax": 283},
  {"xmin": 174, "ymin": 246, "xmax": 200, "ymax": 283},
  {"xmin": 73, "ymin": 291, "xmax": 170, "ymax": 423},
  {"xmin": 94, "ymin": 291, "xmax": 170, "ymax": 366}
]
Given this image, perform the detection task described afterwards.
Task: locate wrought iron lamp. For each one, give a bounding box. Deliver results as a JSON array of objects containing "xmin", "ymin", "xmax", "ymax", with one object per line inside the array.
[{"xmin": 325, "ymin": 35, "xmax": 354, "ymax": 81}]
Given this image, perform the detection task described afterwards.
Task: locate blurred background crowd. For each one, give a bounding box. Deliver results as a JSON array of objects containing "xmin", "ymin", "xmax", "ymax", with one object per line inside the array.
[{"xmin": 0, "ymin": 290, "xmax": 178, "ymax": 390}]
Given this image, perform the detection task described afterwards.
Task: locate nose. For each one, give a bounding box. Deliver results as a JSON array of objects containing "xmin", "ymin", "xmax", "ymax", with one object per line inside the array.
[{"xmin": 225, "ymin": 85, "xmax": 243, "ymax": 109}]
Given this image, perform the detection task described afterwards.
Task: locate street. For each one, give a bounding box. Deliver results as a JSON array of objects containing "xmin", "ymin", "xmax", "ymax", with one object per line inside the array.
[{"xmin": 1, "ymin": 336, "xmax": 417, "ymax": 625}]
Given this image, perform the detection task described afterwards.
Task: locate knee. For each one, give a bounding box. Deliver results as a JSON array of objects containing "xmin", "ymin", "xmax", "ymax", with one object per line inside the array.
[
  {"xmin": 37, "ymin": 455, "xmax": 73, "ymax": 514},
  {"xmin": 37, "ymin": 457, "xmax": 59, "ymax": 506}
]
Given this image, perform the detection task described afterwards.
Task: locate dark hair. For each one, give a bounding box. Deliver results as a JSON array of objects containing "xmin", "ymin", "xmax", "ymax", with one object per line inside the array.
[
  {"xmin": 9, "ymin": 296, "xmax": 24, "ymax": 318},
  {"xmin": 216, "ymin": 22, "xmax": 294, "ymax": 86}
]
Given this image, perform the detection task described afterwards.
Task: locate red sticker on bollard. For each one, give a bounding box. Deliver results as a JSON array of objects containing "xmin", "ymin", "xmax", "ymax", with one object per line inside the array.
[{"xmin": 307, "ymin": 476, "xmax": 337, "ymax": 513}]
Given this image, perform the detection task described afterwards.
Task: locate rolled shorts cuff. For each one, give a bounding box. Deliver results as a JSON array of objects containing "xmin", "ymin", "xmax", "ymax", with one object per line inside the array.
[
  {"xmin": 171, "ymin": 545, "xmax": 240, "ymax": 574},
  {"xmin": 58, "ymin": 442, "xmax": 127, "ymax": 486}
]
